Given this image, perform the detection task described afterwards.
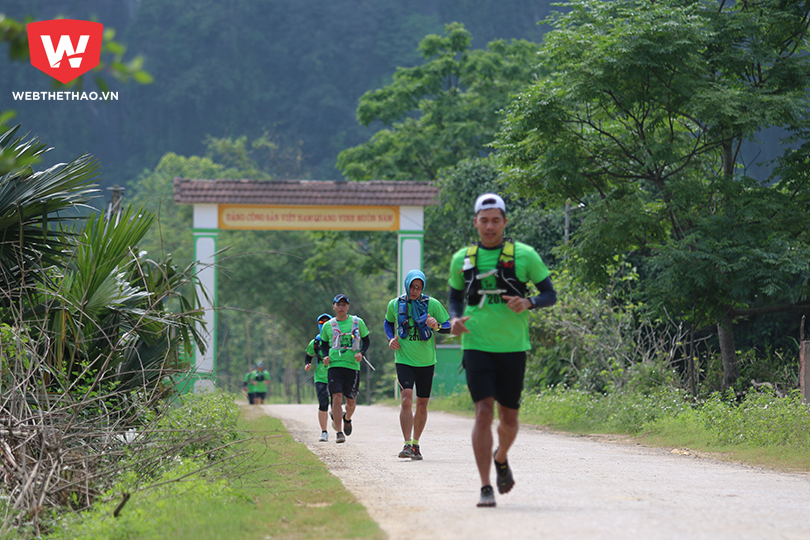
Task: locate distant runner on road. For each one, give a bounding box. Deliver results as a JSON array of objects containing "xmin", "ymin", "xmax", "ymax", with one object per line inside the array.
[
  {"xmin": 448, "ymin": 193, "xmax": 557, "ymax": 507},
  {"xmin": 384, "ymin": 269, "xmax": 451, "ymax": 461}
]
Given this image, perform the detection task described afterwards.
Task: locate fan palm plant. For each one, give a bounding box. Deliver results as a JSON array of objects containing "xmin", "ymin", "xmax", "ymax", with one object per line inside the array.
[
  {"xmin": 28, "ymin": 206, "xmax": 205, "ymax": 394},
  {"xmin": 0, "ymin": 125, "xmax": 99, "ymax": 303},
  {"xmin": 0, "ymin": 123, "xmax": 205, "ymax": 396}
]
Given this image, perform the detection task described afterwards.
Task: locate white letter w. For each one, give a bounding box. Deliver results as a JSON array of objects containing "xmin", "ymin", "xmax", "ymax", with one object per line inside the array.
[{"xmin": 40, "ymin": 35, "xmax": 90, "ymax": 68}]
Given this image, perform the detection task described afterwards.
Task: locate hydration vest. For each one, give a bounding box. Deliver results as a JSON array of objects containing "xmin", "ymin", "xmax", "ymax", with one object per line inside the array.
[
  {"xmin": 313, "ymin": 334, "xmax": 326, "ymax": 365},
  {"xmin": 397, "ymin": 294, "xmax": 433, "ymax": 341},
  {"xmin": 330, "ymin": 316, "xmax": 361, "ymax": 351},
  {"xmin": 463, "ymin": 239, "xmax": 526, "ymax": 308}
]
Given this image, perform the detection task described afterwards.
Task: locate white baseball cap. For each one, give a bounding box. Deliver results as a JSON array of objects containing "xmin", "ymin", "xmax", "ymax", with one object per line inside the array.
[{"xmin": 474, "ymin": 193, "xmax": 506, "ymax": 214}]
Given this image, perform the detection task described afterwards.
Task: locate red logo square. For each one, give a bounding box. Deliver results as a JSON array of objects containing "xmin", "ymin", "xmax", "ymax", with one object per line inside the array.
[{"xmin": 27, "ymin": 19, "xmax": 104, "ymax": 84}]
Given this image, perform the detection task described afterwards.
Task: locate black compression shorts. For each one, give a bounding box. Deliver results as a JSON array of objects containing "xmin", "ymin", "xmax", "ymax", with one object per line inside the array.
[
  {"xmin": 327, "ymin": 366, "xmax": 360, "ymax": 400},
  {"xmin": 315, "ymin": 381, "xmax": 330, "ymax": 411},
  {"xmin": 396, "ymin": 363, "xmax": 435, "ymax": 399},
  {"xmin": 463, "ymin": 350, "xmax": 526, "ymax": 409}
]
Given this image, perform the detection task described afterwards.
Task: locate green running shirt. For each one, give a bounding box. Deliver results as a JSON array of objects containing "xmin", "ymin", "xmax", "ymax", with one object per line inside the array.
[
  {"xmin": 319, "ymin": 315, "xmax": 370, "ymax": 371},
  {"xmin": 384, "ymin": 296, "xmax": 450, "ymax": 367},
  {"xmin": 448, "ymin": 241, "xmax": 550, "ymax": 352}
]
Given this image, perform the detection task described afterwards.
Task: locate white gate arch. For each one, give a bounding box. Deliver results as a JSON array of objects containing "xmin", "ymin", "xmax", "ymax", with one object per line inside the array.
[{"xmin": 173, "ymin": 178, "xmax": 438, "ymax": 392}]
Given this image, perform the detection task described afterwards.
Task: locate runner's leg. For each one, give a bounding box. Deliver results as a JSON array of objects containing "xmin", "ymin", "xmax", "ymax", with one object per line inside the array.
[
  {"xmin": 413, "ymin": 396, "xmax": 429, "ymax": 441},
  {"xmin": 472, "ymin": 397, "xmax": 496, "ymax": 487},
  {"xmin": 495, "ymin": 404, "xmax": 519, "ymax": 462},
  {"xmin": 345, "ymin": 397, "xmax": 356, "ymax": 422},
  {"xmin": 400, "ymin": 388, "xmax": 414, "ymax": 441},
  {"xmin": 332, "ymin": 393, "xmax": 344, "ymax": 432}
]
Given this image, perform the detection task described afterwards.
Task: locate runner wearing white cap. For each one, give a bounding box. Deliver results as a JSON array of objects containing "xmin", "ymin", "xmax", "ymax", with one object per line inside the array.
[{"xmin": 448, "ymin": 193, "xmax": 557, "ymax": 507}]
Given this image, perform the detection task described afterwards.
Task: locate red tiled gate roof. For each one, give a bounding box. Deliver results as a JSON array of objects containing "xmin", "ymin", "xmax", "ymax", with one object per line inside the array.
[{"xmin": 174, "ymin": 179, "xmax": 439, "ymax": 206}]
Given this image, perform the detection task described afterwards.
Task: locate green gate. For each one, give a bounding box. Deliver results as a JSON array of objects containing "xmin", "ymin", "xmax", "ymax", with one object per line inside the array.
[{"xmin": 432, "ymin": 344, "xmax": 466, "ymax": 396}]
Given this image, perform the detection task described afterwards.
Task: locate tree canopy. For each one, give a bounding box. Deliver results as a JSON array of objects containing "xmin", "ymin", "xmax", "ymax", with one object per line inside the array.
[
  {"xmin": 495, "ymin": 0, "xmax": 810, "ymax": 387},
  {"xmin": 338, "ymin": 22, "xmax": 543, "ymax": 182}
]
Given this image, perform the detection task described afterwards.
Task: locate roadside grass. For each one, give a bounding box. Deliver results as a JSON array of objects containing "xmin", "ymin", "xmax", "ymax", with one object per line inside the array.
[
  {"xmin": 42, "ymin": 405, "xmax": 383, "ymax": 540},
  {"xmin": 520, "ymin": 387, "xmax": 810, "ymax": 474},
  {"xmin": 428, "ymin": 387, "xmax": 810, "ymax": 474}
]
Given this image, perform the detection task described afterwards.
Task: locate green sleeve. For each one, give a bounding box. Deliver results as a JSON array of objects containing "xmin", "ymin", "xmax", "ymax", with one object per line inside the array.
[
  {"xmin": 448, "ymin": 247, "xmax": 467, "ymax": 290},
  {"xmin": 385, "ymin": 298, "xmax": 398, "ymax": 323},
  {"xmin": 517, "ymin": 243, "xmax": 550, "ymax": 284},
  {"xmin": 428, "ymin": 297, "xmax": 450, "ymax": 324}
]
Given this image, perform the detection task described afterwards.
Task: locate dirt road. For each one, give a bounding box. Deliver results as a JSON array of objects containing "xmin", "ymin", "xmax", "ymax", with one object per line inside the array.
[{"xmin": 261, "ymin": 403, "xmax": 810, "ymax": 540}]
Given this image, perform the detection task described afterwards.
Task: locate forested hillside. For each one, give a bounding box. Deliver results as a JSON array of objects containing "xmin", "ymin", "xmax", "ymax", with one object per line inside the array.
[{"xmin": 1, "ymin": 0, "xmax": 552, "ymax": 185}]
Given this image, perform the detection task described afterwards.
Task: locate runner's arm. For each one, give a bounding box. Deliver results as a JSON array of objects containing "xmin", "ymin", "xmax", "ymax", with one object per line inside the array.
[
  {"xmin": 360, "ymin": 335, "xmax": 370, "ymax": 355},
  {"xmin": 448, "ymin": 287, "xmax": 465, "ymax": 319},
  {"xmin": 304, "ymin": 352, "xmax": 313, "ymax": 367},
  {"xmin": 527, "ymin": 276, "xmax": 557, "ymax": 309},
  {"xmin": 383, "ymin": 319, "xmax": 395, "ymax": 340},
  {"xmin": 438, "ymin": 320, "xmax": 451, "ymax": 334}
]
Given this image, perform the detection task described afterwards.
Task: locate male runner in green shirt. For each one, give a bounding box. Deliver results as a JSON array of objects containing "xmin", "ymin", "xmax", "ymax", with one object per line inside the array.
[
  {"xmin": 448, "ymin": 193, "xmax": 557, "ymax": 507},
  {"xmin": 384, "ymin": 269, "xmax": 450, "ymax": 460},
  {"xmin": 320, "ymin": 294, "xmax": 370, "ymax": 444},
  {"xmin": 305, "ymin": 313, "xmax": 333, "ymax": 442}
]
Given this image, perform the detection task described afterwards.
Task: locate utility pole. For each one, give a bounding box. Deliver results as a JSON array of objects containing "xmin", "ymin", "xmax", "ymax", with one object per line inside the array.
[{"xmin": 106, "ymin": 185, "xmax": 125, "ymax": 225}]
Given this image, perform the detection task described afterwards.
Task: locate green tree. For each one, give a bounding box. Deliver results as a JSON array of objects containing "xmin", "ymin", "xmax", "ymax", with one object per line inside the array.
[
  {"xmin": 495, "ymin": 0, "xmax": 810, "ymax": 389},
  {"xmin": 336, "ymin": 23, "xmax": 563, "ymax": 308},
  {"xmin": 337, "ymin": 22, "xmax": 543, "ymax": 182}
]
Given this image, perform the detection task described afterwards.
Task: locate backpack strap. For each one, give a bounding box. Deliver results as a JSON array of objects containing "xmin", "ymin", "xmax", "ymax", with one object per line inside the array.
[
  {"xmin": 350, "ymin": 316, "xmax": 361, "ymax": 351},
  {"xmin": 397, "ymin": 294, "xmax": 409, "ymax": 339},
  {"xmin": 330, "ymin": 318, "xmax": 342, "ymax": 349}
]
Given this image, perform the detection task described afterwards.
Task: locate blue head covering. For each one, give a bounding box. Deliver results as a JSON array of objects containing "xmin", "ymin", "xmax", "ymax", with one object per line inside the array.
[
  {"xmin": 400, "ymin": 269, "xmax": 430, "ymax": 339},
  {"xmin": 317, "ymin": 313, "xmax": 331, "ymax": 333},
  {"xmin": 404, "ymin": 269, "xmax": 426, "ymax": 295}
]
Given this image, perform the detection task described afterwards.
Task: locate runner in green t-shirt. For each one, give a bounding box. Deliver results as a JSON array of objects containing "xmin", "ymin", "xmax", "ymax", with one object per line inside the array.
[
  {"xmin": 384, "ymin": 269, "xmax": 450, "ymax": 460},
  {"xmin": 448, "ymin": 193, "xmax": 557, "ymax": 508},
  {"xmin": 305, "ymin": 313, "xmax": 333, "ymax": 442},
  {"xmin": 247, "ymin": 362, "xmax": 271, "ymax": 404},
  {"xmin": 320, "ymin": 294, "xmax": 370, "ymax": 444}
]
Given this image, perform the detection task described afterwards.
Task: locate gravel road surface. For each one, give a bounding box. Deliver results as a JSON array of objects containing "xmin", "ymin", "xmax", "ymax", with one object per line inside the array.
[{"xmin": 261, "ymin": 403, "xmax": 810, "ymax": 540}]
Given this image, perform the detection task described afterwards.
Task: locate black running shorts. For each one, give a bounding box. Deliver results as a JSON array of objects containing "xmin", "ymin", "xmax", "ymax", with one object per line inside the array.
[
  {"xmin": 396, "ymin": 363, "xmax": 435, "ymax": 399},
  {"xmin": 463, "ymin": 350, "xmax": 526, "ymax": 410},
  {"xmin": 327, "ymin": 366, "xmax": 360, "ymax": 400},
  {"xmin": 315, "ymin": 381, "xmax": 330, "ymax": 411}
]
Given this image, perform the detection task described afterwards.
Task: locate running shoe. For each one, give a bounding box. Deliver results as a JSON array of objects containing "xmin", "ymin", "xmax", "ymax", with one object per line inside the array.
[
  {"xmin": 493, "ymin": 449, "xmax": 515, "ymax": 494},
  {"xmin": 477, "ymin": 485, "xmax": 496, "ymax": 507},
  {"xmin": 318, "ymin": 431, "xmax": 328, "ymax": 442},
  {"xmin": 411, "ymin": 444, "xmax": 423, "ymax": 460},
  {"xmin": 398, "ymin": 444, "xmax": 415, "ymax": 458},
  {"xmin": 336, "ymin": 432, "xmax": 346, "ymax": 443},
  {"xmin": 343, "ymin": 414, "xmax": 352, "ymax": 436}
]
